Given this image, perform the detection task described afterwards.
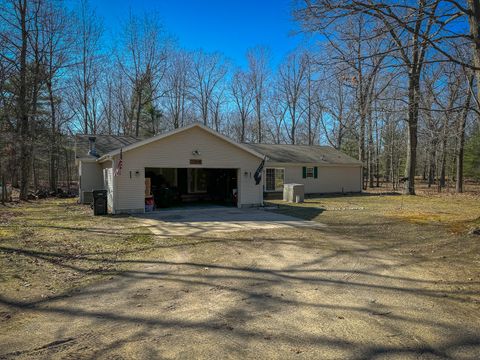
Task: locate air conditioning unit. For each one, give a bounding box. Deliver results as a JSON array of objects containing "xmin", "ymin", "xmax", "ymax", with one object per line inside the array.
[{"xmin": 283, "ymin": 184, "xmax": 304, "ymax": 203}]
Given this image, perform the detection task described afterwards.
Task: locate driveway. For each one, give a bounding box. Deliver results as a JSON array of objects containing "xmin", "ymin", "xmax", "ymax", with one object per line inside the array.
[
  {"xmin": 136, "ymin": 206, "xmax": 325, "ymax": 237},
  {"xmin": 1, "ymin": 207, "xmax": 479, "ymax": 359}
]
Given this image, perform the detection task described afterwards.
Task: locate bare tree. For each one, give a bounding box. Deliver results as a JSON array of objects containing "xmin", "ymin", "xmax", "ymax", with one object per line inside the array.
[
  {"xmin": 163, "ymin": 50, "xmax": 191, "ymax": 129},
  {"xmin": 278, "ymin": 52, "xmax": 307, "ymax": 144},
  {"xmin": 119, "ymin": 12, "xmax": 168, "ymax": 136},
  {"xmin": 210, "ymin": 84, "xmax": 226, "ymax": 132},
  {"xmin": 231, "ymin": 69, "xmax": 254, "ymax": 142},
  {"xmin": 0, "ymin": 0, "xmax": 44, "ymax": 199},
  {"xmin": 321, "ymin": 68, "xmax": 355, "ymax": 149},
  {"xmin": 190, "ymin": 51, "xmax": 227, "ymax": 126},
  {"xmin": 265, "ymin": 86, "xmax": 288, "ymax": 144},
  {"xmin": 246, "ymin": 46, "xmax": 270, "ymax": 142},
  {"xmin": 17, "ymin": 0, "xmax": 30, "ymax": 199},
  {"xmin": 295, "ymin": 0, "xmax": 457, "ymax": 194},
  {"xmin": 72, "ymin": 0, "xmax": 103, "ymax": 135},
  {"xmin": 300, "ymin": 52, "xmax": 321, "ymax": 145},
  {"xmin": 456, "ymin": 72, "xmax": 474, "ymax": 192},
  {"xmin": 43, "ymin": 1, "xmax": 72, "ymax": 191}
]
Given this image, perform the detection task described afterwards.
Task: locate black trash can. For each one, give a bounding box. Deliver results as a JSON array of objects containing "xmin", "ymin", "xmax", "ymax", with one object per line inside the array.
[{"xmin": 92, "ymin": 190, "xmax": 108, "ymax": 216}]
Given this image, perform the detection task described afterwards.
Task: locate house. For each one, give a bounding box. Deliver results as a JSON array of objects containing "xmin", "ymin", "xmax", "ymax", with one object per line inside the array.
[{"xmin": 75, "ymin": 123, "xmax": 362, "ymax": 214}]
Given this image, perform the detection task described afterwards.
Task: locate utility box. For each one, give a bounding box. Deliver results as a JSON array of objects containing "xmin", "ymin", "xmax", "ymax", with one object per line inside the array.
[
  {"xmin": 92, "ymin": 190, "xmax": 108, "ymax": 216},
  {"xmin": 82, "ymin": 191, "xmax": 93, "ymax": 204},
  {"xmin": 283, "ymin": 183, "xmax": 304, "ymax": 203}
]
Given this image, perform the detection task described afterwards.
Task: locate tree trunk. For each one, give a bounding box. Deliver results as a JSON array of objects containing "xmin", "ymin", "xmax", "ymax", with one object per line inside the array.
[
  {"xmin": 240, "ymin": 116, "xmax": 246, "ymax": 143},
  {"xmin": 65, "ymin": 146, "xmax": 71, "ymax": 193},
  {"xmin": 135, "ymin": 90, "xmax": 143, "ymax": 137},
  {"xmin": 359, "ymin": 111, "xmax": 366, "ymax": 189},
  {"xmin": 467, "ymin": 0, "xmax": 480, "ymax": 109},
  {"xmin": 439, "ymin": 138, "xmax": 447, "ymax": 188},
  {"xmin": 256, "ymin": 97, "xmax": 262, "ymax": 143},
  {"xmin": 456, "ymin": 77, "xmax": 473, "ymax": 193},
  {"xmin": 47, "ymin": 80, "xmax": 58, "ymax": 192},
  {"xmin": 1, "ymin": 162, "xmax": 5, "ymax": 204},
  {"xmin": 83, "ymin": 52, "xmax": 89, "ymax": 133},
  {"xmin": 18, "ymin": 0, "xmax": 29, "ymax": 200},
  {"xmin": 291, "ymin": 105, "xmax": 296, "ymax": 145},
  {"xmin": 32, "ymin": 155, "xmax": 38, "ymax": 192},
  {"xmin": 439, "ymin": 110, "xmax": 450, "ymax": 188},
  {"xmin": 404, "ymin": 72, "xmax": 419, "ymax": 195},
  {"xmin": 428, "ymin": 140, "xmax": 436, "ymax": 187},
  {"xmin": 375, "ymin": 118, "xmax": 380, "ymax": 187},
  {"xmin": 367, "ymin": 111, "xmax": 374, "ymax": 188}
]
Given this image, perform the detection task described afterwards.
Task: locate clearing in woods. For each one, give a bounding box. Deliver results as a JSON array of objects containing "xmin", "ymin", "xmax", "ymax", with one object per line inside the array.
[{"xmin": 0, "ymin": 193, "xmax": 479, "ymax": 359}]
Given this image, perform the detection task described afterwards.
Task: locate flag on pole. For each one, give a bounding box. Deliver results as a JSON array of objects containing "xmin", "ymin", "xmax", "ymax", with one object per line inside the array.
[
  {"xmin": 254, "ymin": 156, "xmax": 266, "ymax": 185},
  {"xmin": 114, "ymin": 148, "xmax": 123, "ymax": 176}
]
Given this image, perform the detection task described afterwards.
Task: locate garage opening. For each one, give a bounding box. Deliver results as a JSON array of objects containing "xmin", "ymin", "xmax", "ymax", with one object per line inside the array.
[{"xmin": 145, "ymin": 168, "xmax": 238, "ymax": 209}]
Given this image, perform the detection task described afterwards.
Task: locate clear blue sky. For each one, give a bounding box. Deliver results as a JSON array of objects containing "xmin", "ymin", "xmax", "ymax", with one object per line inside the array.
[{"xmin": 88, "ymin": 0, "xmax": 304, "ymax": 69}]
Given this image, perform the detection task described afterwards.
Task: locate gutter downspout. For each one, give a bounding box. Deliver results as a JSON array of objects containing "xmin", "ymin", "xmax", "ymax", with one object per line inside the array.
[{"xmin": 100, "ymin": 156, "xmax": 116, "ymax": 214}]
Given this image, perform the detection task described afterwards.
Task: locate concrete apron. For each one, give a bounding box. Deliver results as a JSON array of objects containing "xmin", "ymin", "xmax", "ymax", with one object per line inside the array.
[{"xmin": 136, "ymin": 207, "xmax": 325, "ymax": 238}]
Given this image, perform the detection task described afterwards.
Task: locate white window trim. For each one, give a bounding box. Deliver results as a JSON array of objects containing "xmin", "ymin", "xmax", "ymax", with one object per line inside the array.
[
  {"xmin": 306, "ymin": 166, "xmax": 314, "ymax": 178},
  {"xmin": 264, "ymin": 167, "xmax": 285, "ymax": 192}
]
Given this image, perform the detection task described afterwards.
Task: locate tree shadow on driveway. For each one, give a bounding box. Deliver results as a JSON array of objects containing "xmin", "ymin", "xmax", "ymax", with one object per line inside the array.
[{"xmin": 1, "ymin": 223, "xmax": 480, "ymax": 359}]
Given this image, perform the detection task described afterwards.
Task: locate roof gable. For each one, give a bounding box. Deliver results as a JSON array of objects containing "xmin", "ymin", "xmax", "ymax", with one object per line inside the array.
[
  {"xmin": 74, "ymin": 124, "xmax": 360, "ymax": 166},
  {"xmin": 97, "ymin": 123, "xmax": 265, "ymax": 161}
]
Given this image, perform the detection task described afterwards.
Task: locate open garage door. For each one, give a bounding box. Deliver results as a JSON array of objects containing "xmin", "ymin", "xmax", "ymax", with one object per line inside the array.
[{"xmin": 145, "ymin": 168, "xmax": 238, "ymax": 208}]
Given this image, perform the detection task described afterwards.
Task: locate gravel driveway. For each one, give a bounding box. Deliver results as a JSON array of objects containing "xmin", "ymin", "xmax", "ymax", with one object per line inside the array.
[{"xmin": 1, "ymin": 207, "xmax": 479, "ymax": 359}]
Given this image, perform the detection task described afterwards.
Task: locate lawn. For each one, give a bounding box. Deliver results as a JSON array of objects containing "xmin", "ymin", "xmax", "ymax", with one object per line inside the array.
[
  {"xmin": 1, "ymin": 194, "xmax": 479, "ymax": 359},
  {"xmin": 0, "ymin": 199, "xmax": 154, "ymax": 303},
  {"xmin": 268, "ymin": 192, "xmax": 480, "ymax": 269}
]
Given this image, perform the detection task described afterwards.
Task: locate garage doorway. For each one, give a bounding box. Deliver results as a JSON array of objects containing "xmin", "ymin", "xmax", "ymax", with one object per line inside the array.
[{"xmin": 145, "ymin": 168, "xmax": 238, "ymax": 209}]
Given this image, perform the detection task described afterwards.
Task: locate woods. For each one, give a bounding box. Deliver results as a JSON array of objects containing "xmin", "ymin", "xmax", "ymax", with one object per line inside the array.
[{"xmin": 1, "ymin": 0, "xmax": 480, "ymax": 200}]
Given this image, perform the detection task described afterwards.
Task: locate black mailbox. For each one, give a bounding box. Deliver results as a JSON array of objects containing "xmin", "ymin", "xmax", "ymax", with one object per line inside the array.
[{"xmin": 92, "ymin": 190, "xmax": 108, "ymax": 216}]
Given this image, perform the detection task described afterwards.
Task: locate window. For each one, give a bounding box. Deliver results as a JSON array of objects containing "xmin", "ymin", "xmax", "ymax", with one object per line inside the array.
[
  {"xmin": 188, "ymin": 168, "xmax": 207, "ymax": 193},
  {"xmin": 306, "ymin": 167, "xmax": 314, "ymax": 178},
  {"xmin": 265, "ymin": 168, "xmax": 284, "ymax": 191},
  {"xmin": 302, "ymin": 166, "xmax": 318, "ymax": 179}
]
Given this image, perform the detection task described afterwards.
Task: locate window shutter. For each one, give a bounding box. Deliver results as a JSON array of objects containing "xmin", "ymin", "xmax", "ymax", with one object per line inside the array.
[
  {"xmin": 314, "ymin": 167, "xmax": 318, "ymax": 179},
  {"xmin": 302, "ymin": 167, "xmax": 307, "ymax": 179}
]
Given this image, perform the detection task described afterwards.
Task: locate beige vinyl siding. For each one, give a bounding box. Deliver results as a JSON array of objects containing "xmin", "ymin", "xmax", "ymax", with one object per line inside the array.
[
  {"xmin": 112, "ymin": 126, "xmax": 263, "ymax": 213},
  {"xmin": 266, "ymin": 163, "xmax": 362, "ymax": 194},
  {"xmin": 102, "ymin": 163, "xmax": 114, "ymax": 212},
  {"xmin": 79, "ymin": 161, "xmax": 103, "ymax": 202}
]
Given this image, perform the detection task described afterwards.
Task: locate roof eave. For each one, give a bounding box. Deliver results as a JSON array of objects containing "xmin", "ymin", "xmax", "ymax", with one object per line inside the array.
[
  {"xmin": 265, "ymin": 161, "xmax": 363, "ymax": 167},
  {"xmin": 76, "ymin": 156, "xmax": 98, "ymax": 163},
  {"xmin": 100, "ymin": 123, "xmax": 266, "ymax": 160}
]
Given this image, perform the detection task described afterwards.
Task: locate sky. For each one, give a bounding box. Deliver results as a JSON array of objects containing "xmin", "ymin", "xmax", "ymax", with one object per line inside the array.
[{"xmin": 87, "ymin": 0, "xmax": 304, "ymax": 69}]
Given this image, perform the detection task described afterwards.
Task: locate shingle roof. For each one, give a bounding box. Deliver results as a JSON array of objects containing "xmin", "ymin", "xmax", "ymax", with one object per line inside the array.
[
  {"xmin": 75, "ymin": 132, "xmax": 361, "ymax": 166},
  {"xmin": 244, "ymin": 143, "xmax": 362, "ymax": 166},
  {"xmin": 75, "ymin": 134, "xmax": 144, "ymax": 159}
]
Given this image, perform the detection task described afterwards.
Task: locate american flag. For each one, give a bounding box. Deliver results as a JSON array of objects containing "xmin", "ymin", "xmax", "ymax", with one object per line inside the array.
[{"xmin": 114, "ymin": 148, "xmax": 123, "ymax": 176}]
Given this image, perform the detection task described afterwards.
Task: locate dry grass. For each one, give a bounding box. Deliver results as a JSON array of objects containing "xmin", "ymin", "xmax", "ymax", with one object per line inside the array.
[
  {"xmin": 0, "ymin": 199, "xmax": 155, "ymax": 302},
  {"xmin": 267, "ymin": 191, "xmax": 480, "ymax": 273},
  {"xmin": 271, "ymin": 190, "xmax": 480, "ymax": 228},
  {"xmin": 2, "ymin": 193, "xmax": 478, "ymax": 305},
  {"xmin": 1, "ymin": 195, "xmax": 480, "ymax": 358}
]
